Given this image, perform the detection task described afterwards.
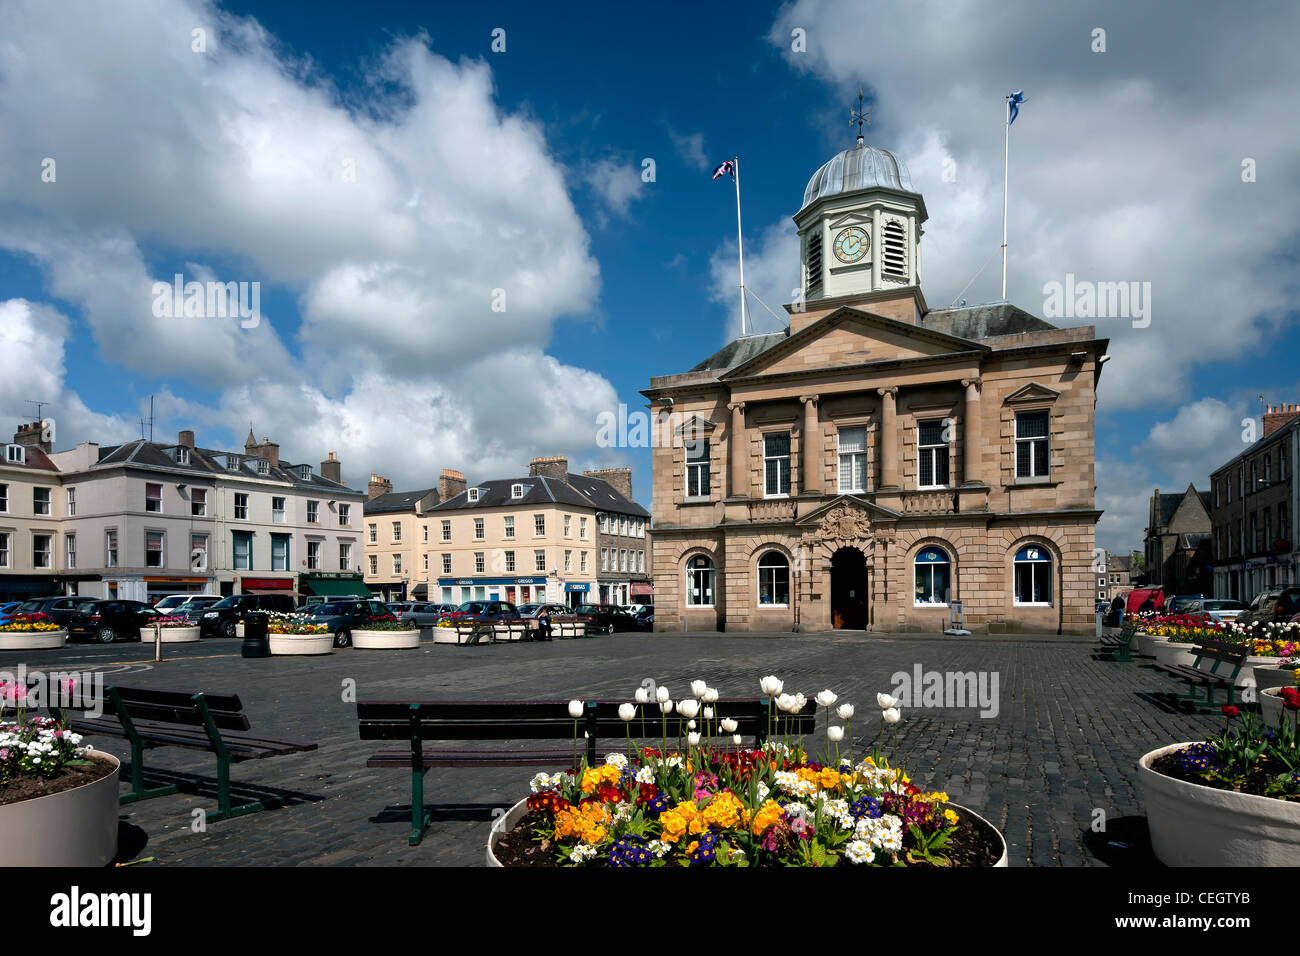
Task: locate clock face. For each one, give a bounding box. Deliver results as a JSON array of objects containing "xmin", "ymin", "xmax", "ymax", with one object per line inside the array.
[{"xmin": 833, "ymin": 226, "xmax": 869, "ymax": 263}]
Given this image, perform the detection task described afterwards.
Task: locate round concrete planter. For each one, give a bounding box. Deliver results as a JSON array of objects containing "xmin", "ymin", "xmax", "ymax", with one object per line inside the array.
[
  {"xmin": 268, "ymin": 633, "xmax": 335, "ymax": 656},
  {"xmin": 432, "ymin": 627, "xmax": 460, "ymax": 644},
  {"xmin": 1138, "ymin": 741, "xmax": 1300, "ymax": 866},
  {"xmin": 485, "ymin": 797, "xmax": 1007, "ymax": 867},
  {"xmin": 0, "ymin": 629, "xmax": 67, "ymax": 650},
  {"xmin": 1253, "ymin": 666, "xmax": 1299, "ymax": 695},
  {"xmin": 138, "ymin": 626, "xmax": 201, "ymax": 644},
  {"xmin": 0, "ymin": 752, "xmax": 120, "ymax": 866},
  {"xmin": 1152, "ymin": 640, "xmax": 1197, "ymax": 669},
  {"xmin": 1259, "ymin": 687, "xmax": 1300, "ymax": 731},
  {"xmin": 352, "ymin": 628, "xmax": 420, "ymax": 649},
  {"xmin": 1135, "ymin": 631, "xmax": 1168, "ymax": 659}
]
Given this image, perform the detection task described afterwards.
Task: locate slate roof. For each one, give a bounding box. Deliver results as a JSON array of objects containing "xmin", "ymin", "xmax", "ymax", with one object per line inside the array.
[
  {"xmin": 91, "ymin": 439, "xmax": 360, "ymax": 495},
  {"xmin": 1155, "ymin": 492, "xmax": 1185, "ymax": 528},
  {"xmin": 364, "ymin": 488, "xmax": 439, "ymax": 515},
  {"xmin": 0, "ymin": 445, "xmax": 60, "ymax": 472},
  {"xmin": 433, "ymin": 473, "xmax": 649, "ymax": 518},
  {"xmin": 920, "ymin": 303, "xmax": 1056, "ymax": 338},
  {"xmin": 689, "ymin": 331, "xmax": 789, "ymax": 372}
]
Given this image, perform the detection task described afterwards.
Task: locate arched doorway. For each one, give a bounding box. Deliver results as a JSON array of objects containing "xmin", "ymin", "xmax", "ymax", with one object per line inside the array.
[{"xmin": 831, "ymin": 547, "xmax": 868, "ymax": 629}]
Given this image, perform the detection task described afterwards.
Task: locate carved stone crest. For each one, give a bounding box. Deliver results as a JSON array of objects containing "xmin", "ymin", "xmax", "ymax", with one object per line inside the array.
[{"xmin": 819, "ymin": 502, "xmax": 874, "ymax": 549}]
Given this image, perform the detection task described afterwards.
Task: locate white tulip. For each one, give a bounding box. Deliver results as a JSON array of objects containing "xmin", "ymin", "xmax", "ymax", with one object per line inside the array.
[
  {"xmin": 760, "ymin": 675, "xmax": 783, "ymax": 696},
  {"xmin": 687, "ymin": 719, "xmax": 696, "ymax": 730},
  {"xmin": 733, "ymin": 734, "xmax": 743, "ymax": 745},
  {"xmin": 618, "ymin": 703, "xmax": 636, "ymax": 721},
  {"xmin": 882, "ymin": 707, "xmax": 901, "ymax": 724},
  {"xmin": 568, "ymin": 700, "xmax": 583, "ymax": 718},
  {"xmin": 659, "ymin": 699, "xmax": 673, "ymax": 714},
  {"xmin": 688, "ymin": 732, "xmax": 701, "ymax": 746},
  {"xmin": 816, "ymin": 689, "xmax": 838, "ymax": 707},
  {"xmin": 691, "ymin": 679, "xmax": 708, "ymax": 698},
  {"xmin": 828, "ymin": 726, "xmax": 845, "ymax": 742},
  {"xmin": 775, "ymin": 693, "xmax": 794, "ymax": 713},
  {"xmin": 877, "ymin": 693, "xmax": 898, "ymax": 710},
  {"xmin": 837, "ymin": 703, "xmax": 855, "ymax": 720},
  {"xmin": 703, "ymin": 687, "xmax": 719, "ymax": 703},
  {"xmin": 720, "ymin": 718, "xmax": 738, "ymax": 733},
  {"xmin": 677, "ymin": 699, "xmax": 700, "ymax": 719},
  {"xmin": 703, "ymin": 706, "xmax": 714, "ymax": 720},
  {"xmin": 794, "ymin": 693, "xmax": 807, "ymax": 711},
  {"xmin": 634, "ymin": 688, "xmax": 649, "ymax": 704},
  {"xmin": 656, "ymin": 686, "xmax": 670, "ymax": 703}
]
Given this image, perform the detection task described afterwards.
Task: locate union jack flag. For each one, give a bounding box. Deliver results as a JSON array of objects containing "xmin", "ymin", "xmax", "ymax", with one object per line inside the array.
[{"xmin": 712, "ymin": 159, "xmax": 735, "ymax": 181}]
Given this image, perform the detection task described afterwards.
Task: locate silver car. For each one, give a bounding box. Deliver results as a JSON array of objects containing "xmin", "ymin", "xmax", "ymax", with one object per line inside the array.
[
  {"xmin": 385, "ymin": 602, "xmax": 444, "ymax": 626},
  {"xmin": 1201, "ymin": 599, "xmax": 1248, "ymax": 622}
]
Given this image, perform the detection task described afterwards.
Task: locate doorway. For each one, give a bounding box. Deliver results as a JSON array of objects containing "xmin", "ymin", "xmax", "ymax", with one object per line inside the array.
[{"xmin": 831, "ymin": 547, "xmax": 868, "ymax": 629}]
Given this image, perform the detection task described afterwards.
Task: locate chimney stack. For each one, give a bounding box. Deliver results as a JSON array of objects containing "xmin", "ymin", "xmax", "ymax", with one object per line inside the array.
[
  {"xmin": 178, "ymin": 430, "xmax": 195, "ymax": 449},
  {"xmin": 368, "ymin": 473, "xmax": 393, "ymax": 500},
  {"xmin": 529, "ymin": 455, "xmax": 569, "ymax": 482},
  {"xmin": 320, "ymin": 451, "xmax": 341, "ymax": 484},
  {"xmin": 439, "ymin": 469, "xmax": 467, "ymax": 501},
  {"xmin": 255, "ymin": 437, "xmax": 280, "ymax": 467},
  {"xmin": 13, "ymin": 422, "xmax": 51, "ymax": 455},
  {"xmin": 1263, "ymin": 403, "xmax": 1300, "ymax": 439},
  {"xmin": 584, "ymin": 467, "xmax": 634, "ymax": 502}
]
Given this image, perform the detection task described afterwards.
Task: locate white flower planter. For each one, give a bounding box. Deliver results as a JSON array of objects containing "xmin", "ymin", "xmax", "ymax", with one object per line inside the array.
[
  {"xmin": 1254, "ymin": 666, "xmax": 1299, "ymax": 695},
  {"xmin": 1152, "ymin": 640, "xmax": 1197, "ymax": 669},
  {"xmin": 1138, "ymin": 741, "xmax": 1300, "ymax": 866},
  {"xmin": 268, "ymin": 633, "xmax": 335, "ymax": 656},
  {"xmin": 1134, "ymin": 631, "xmax": 1166, "ymax": 658},
  {"xmin": 1259, "ymin": 687, "xmax": 1300, "ymax": 731},
  {"xmin": 352, "ymin": 628, "xmax": 420, "ymax": 649},
  {"xmin": 0, "ymin": 629, "xmax": 67, "ymax": 650},
  {"xmin": 485, "ymin": 798, "xmax": 1006, "ymax": 867},
  {"xmin": 138, "ymin": 626, "xmax": 201, "ymax": 644},
  {"xmin": 0, "ymin": 753, "xmax": 120, "ymax": 866}
]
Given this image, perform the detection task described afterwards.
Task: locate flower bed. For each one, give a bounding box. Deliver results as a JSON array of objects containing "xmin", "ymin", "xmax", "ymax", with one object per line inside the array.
[
  {"xmin": 488, "ymin": 676, "xmax": 1005, "ymax": 868},
  {"xmin": 0, "ymin": 687, "xmax": 120, "ymax": 865},
  {"xmin": 353, "ymin": 621, "xmax": 420, "ymax": 650},
  {"xmin": 0, "ymin": 621, "xmax": 67, "ymax": 650},
  {"xmin": 1138, "ymin": 702, "xmax": 1300, "ymax": 866},
  {"xmin": 138, "ymin": 615, "xmax": 200, "ymax": 643}
]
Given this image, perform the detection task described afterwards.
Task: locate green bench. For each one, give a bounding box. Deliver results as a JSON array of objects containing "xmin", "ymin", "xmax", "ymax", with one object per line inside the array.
[{"xmin": 1152, "ymin": 640, "xmax": 1248, "ymax": 711}]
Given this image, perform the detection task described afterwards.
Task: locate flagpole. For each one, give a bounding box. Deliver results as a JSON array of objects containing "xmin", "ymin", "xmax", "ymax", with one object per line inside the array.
[
  {"xmin": 1001, "ymin": 97, "xmax": 1010, "ymax": 302},
  {"xmin": 734, "ymin": 155, "xmax": 747, "ymax": 336}
]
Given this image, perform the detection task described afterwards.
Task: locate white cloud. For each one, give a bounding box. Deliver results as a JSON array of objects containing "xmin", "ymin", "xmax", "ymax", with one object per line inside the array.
[
  {"xmin": 708, "ymin": 220, "xmax": 801, "ymax": 340},
  {"xmin": 584, "ymin": 157, "xmax": 647, "ymax": 222},
  {"xmin": 669, "ymin": 129, "xmax": 710, "ymax": 172}
]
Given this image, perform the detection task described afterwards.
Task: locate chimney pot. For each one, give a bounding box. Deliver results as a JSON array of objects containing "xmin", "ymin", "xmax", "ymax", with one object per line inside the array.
[{"xmin": 178, "ymin": 430, "xmax": 195, "ymax": 448}]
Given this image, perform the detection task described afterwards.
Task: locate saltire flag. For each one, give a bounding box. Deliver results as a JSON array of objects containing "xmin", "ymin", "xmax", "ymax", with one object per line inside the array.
[
  {"xmin": 1007, "ymin": 90, "xmax": 1026, "ymax": 125},
  {"xmin": 712, "ymin": 159, "xmax": 735, "ymax": 180}
]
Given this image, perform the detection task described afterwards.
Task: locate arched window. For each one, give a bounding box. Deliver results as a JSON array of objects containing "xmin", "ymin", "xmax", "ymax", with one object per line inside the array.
[
  {"xmin": 686, "ymin": 555, "xmax": 714, "ymax": 607},
  {"xmin": 757, "ymin": 551, "xmax": 790, "ymax": 606},
  {"xmin": 1013, "ymin": 545, "xmax": 1052, "ymax": 605},
  {"xmin": 914, "ymin": 547, "xmax": 951, "ymax": 605}
]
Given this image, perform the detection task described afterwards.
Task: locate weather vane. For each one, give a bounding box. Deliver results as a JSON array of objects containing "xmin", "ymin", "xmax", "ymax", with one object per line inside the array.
[{"xmin": 849, "ymin": 87, "xmax": 872, "ymax": 143}]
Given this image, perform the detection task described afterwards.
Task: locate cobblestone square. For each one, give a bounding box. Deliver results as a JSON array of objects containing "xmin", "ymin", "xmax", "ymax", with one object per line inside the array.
[{"xmin": 1, "ymin": 630, "xmax": 1220, "ymax": 866}]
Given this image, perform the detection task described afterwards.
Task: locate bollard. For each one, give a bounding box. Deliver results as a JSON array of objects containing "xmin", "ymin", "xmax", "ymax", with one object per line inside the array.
[
  {"xmin": 241, "ymin": 611, "xmax": 271, "ymax": 658},
  {"xmin": 154, "ymin": 620, "xmax": 162, "ymax": 662}
]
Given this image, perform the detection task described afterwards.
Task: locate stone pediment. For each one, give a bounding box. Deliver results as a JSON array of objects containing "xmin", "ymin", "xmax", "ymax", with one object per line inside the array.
[
  {"xmin": 796, "ymin": 495, "xmax": 900, "ymax": 539},
  {"xmin": 1003, "ymin": 382, "xmax": 1061, "ymax": 404},
  {"xmin": 719, "ymin": 307, "xmax": 986, "ymax": 381}
]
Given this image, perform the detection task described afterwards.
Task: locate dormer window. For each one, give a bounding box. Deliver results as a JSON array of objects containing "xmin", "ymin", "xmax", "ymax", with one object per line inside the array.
[
  {"xmin": 4, "ymin": 444, "xmax": 24, "ymax": 464},
  {"xmin": 511, "ymin": 484, "xmax": 524, "ymax": 499},
  {"xmin": 468, "ymin": 488, "xmax": 480, "ymax": 502},
  {"xmin": 256, "ymin": 459, "xmax": 270, "ymax": 475},
  {"xmin": 298, "ymin": 465, "xmax": 312, "ymax": 480},
  {"xmin": 225, "ymin": 454, "xmax": 240, "ymax": 470}
]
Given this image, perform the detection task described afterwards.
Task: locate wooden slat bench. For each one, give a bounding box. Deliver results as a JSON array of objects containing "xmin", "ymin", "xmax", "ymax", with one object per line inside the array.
[
  {"xmin": 356, "ymin": 698, "xmax": 816, "ymax": 845},
  {"xmin": 1098, "ymin": 627, "xmax": 1136, "ymax": 662},
  {"xmin": 61, "ymin": 685, "xmax": 318, "ymax": 823},
  {"xmin": 1152, "ymin": 639, "xmax": 1248, "ymax": 710}
]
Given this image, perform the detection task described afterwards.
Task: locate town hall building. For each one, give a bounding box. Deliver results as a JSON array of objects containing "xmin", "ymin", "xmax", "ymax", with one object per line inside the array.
[{"xmin": 643, "ymin": 132, "xmax": 1107, "ymax": 634}]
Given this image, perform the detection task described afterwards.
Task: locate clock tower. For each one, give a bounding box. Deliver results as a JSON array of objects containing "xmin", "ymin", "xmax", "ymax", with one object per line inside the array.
[{"xmin": 794, "ymin": 129, "xmax": 927, "ymax": 306}]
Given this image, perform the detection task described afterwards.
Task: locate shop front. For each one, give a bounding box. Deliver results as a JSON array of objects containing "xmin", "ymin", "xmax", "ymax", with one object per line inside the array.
[
  {"xmin": 239, "ymin": 576, "xmax": 296, "ymax": 596},
  {"xmin": 437, "ymin": 576, "xmax": 552, "ymax": 606},
  {"xmin": 298, "ymin": 571, "xmax": 372, "ymax": 601},
  {"xmin": 0, "ymin": 574, "xmax": 67, "ymax": 603},
  {"xmin": 565, "ymin": 581, "xmax": 592, "ymax": 608},
  {"xmin": 144, "ymin": 575, "xmax": 213, "ymax": 604}
]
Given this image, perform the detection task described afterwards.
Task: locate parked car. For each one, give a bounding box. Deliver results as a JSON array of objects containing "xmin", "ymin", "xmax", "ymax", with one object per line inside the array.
[
  {"xmin": 1201, "ymin": 599, "xmax": 1248, "ymax": 622},
  {"xmin": 67, "ymin": 600, "xmax": 159, "ymax": 643},
  {"xmin": 306, "ymin": 599, "xmax": 397, "ymax": 647},
  {"xmin": 198, "ymin": 593, "xmax": 298, "ymax": 638},
  {"xmin": 622, "ymin": 603, "xmax": 651, "ymax": 616},
  {"xmin": 574, "ymin": 603, "xmax": 637, "ymax": 635},
  {"xmin": 517, "ymin": 603, "xmax": 571, "ymax": 619},
  {"xmin": 440, "ymin": 600, "xmax": 521, "ymax": 625},
  {"xmin": 0, "ymin": 602, "xmax": 21, "ymax": 625},
  {"xmin": 633, "ymin": 607, "xmax": 654, "ymax": 631},
  {"xmin": 385, "ymin": 602, "xmax": 444, "ymax": 626},
  {"xmin": 1238, "ymin": 587, "xmax": 1300, "ymax": 627},
  {"xmin": 11, "ymin": 595, "xmax": 101, "ymax": 626},
  {"xmin": 1165, "ymin": 594, "xmax": 1206, "ymax": 615},
  {"xmin": 1124, "ymin": 588, "xmax": 1167, "ymax": 616}
]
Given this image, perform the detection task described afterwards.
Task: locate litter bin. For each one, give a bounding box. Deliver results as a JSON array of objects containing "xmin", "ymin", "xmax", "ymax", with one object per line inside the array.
[{"xmin": 241, "ymin": 611, "xmax": 270, "ymax": 658}]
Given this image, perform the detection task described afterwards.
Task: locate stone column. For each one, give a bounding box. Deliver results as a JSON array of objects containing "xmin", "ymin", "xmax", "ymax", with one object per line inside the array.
[
  {"xmin": 728, "ymin": 401, "xmax": 747, "ymax": 498},
  {"xmin": 800, "ymin": 395, "xmax": 821, "ymax": 496},
  {"xmin": 961, "ymin": 378, "xmax": 982, "ymax": 484},
  {"xmin": 877, "ymin": 387, "xmax": 898, "ymax": 489}
]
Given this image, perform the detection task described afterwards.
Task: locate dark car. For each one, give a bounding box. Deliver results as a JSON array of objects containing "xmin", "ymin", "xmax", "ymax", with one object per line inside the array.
[
  {"xmin": 12, "ymin": 595, "xmax": 101, "ymax": 626},
  {"xmin": 633, "ymin": 606, "xmax": 654, "ymax": 631},
  {"xmin": 1239, "ymin": 587, "xmax": 1300, "ymax": 628},
  {"xmin": 575, "ymin": 603, "xmax": 637, "ymax": 635},
  {"xmin": 441, "ymin": 600, "xmax": 521, "ymax": 626},
  {"xmin": 1165, "ymin": 594, "xmax": 1206, "ymax": 615},
  {"xmin": 305, "ymin": 599, "xmax": 396, "ymax": 648},
  {"xmin": 67, "ymin": 600, "xmax": 158, "ymax": 643},
  {"xmin": 197, "ymin": 592, "xmax": 298, "ymax": 638}
]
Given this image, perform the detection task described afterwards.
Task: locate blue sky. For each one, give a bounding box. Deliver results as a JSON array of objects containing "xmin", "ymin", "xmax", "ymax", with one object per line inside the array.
[{"xmin": 1, "ymin": 0, "xmax": 1298, "ymax": 557}]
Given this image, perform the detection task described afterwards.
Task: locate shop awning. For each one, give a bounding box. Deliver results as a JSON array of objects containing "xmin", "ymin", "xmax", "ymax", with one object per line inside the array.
[
  {"xmin": 630, "ymin": 583, "xmax": 654, "ymax": 597},
  {"xmin": 301, "ymin": 578, "xmax": 373, "ymax": 599}
]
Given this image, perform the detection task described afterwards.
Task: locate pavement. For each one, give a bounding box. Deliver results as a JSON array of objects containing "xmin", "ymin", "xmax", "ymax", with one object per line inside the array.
[{"xmin": 0, "ymin": 628, "xmax": 1221, "ymax": 866}]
